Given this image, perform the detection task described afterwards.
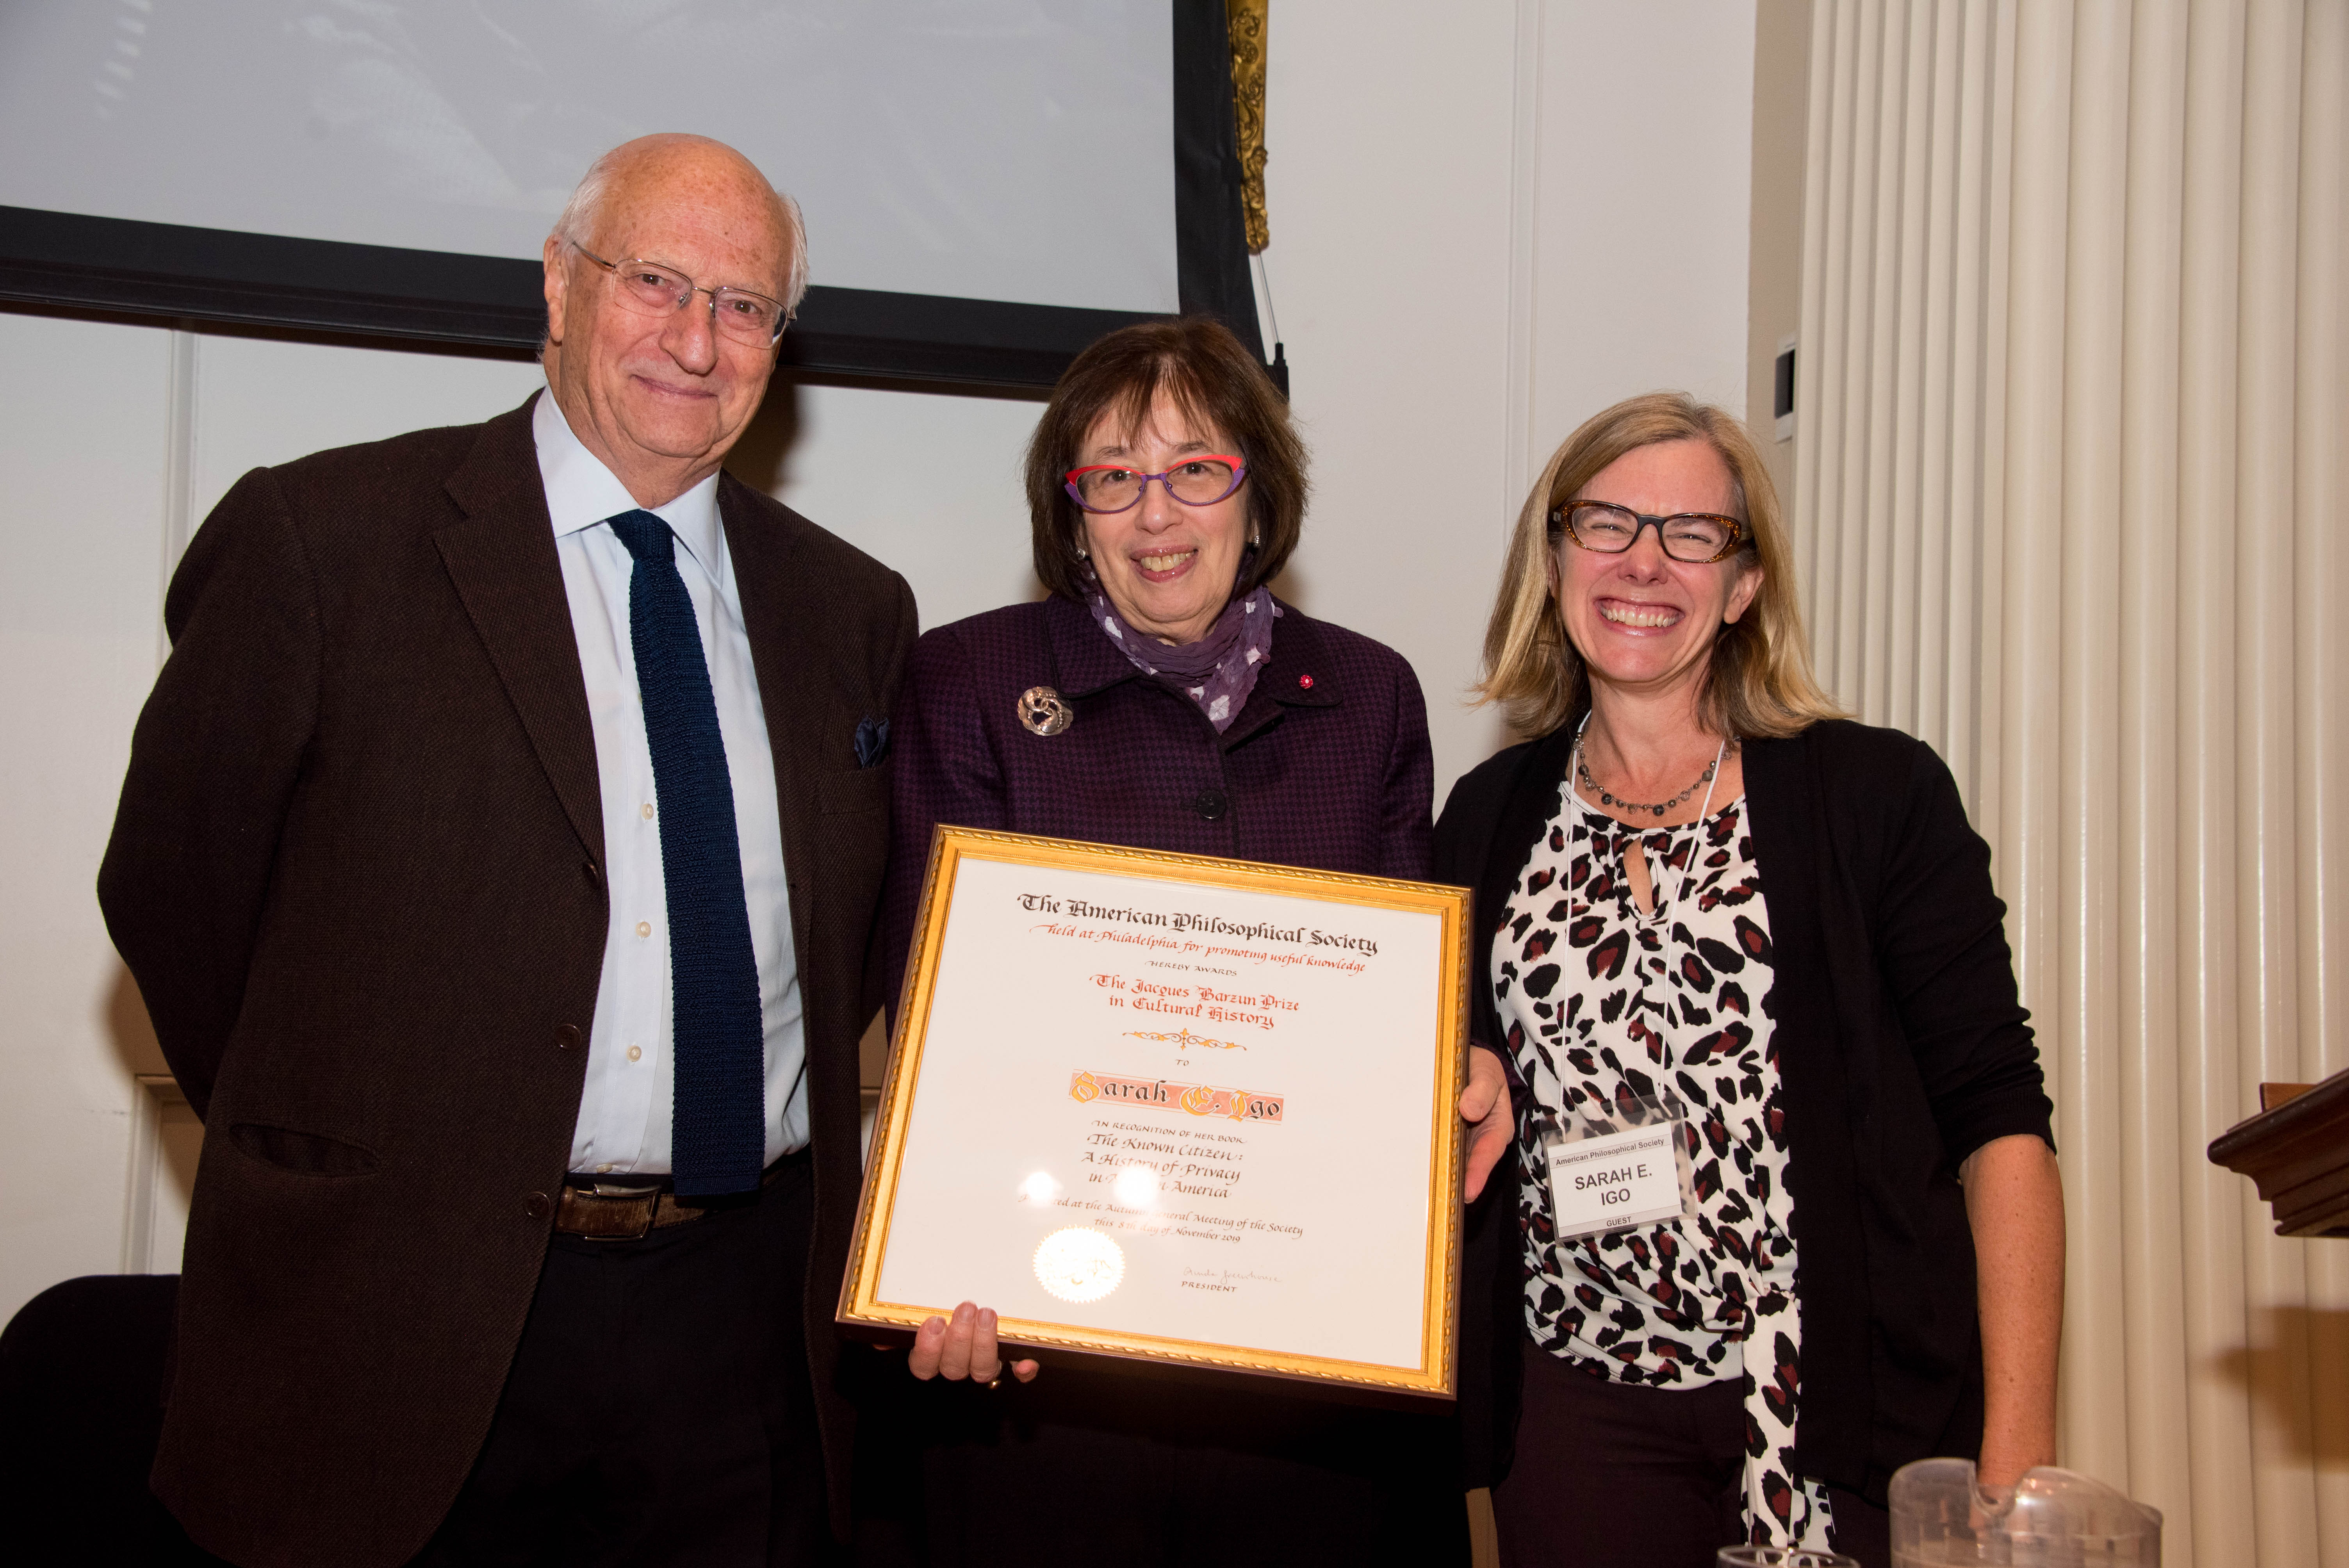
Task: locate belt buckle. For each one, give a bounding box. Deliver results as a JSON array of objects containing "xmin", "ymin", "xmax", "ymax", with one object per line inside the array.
[{"xmin": 577, "ymin": 1181, "xmax": 661, "ymax": 1241}]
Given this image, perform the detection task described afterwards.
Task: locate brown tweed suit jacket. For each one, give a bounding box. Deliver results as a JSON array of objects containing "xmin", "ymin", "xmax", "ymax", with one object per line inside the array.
[{"xmin": 97, "ymin": 396, "xmax": 914, "ymax": 1568}]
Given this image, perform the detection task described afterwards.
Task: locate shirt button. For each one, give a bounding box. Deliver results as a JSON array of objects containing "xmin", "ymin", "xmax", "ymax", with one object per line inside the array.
[
  {"xmin": 642, "ymin": 802, "xmax": 655, "ymax": 820},
  {"xmin": 627, "ymin": 1044, "xmax": 643, "ymax": 1062},
  {"xmin": 525, "ymin": 1192, "xmax": 552, "ymax": 1221},
  {"xmin": 1192, "ymin": 788, "xmax": 1229, "ymax": 821},
  {"xmin": 636, "ymin": 921, "xmax": 652, "ymax": 938},
  {"xmin": 554, "ymin": 1023, "xmax": 582, "ymax": 1051}
]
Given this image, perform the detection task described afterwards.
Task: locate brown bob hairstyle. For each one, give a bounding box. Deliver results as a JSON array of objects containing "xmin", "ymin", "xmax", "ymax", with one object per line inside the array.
[
  {"xmin": 1026, "ymin": 316, "xmax": 1308, "ymax": 602},
  {"xmin": 1476, "ymin": 391, "xmax": 1843, "ymax": 739}
]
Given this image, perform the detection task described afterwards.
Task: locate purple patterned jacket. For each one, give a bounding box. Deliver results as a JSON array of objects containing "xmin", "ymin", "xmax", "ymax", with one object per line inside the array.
[{"xmin": 882, "ymin": 592, "xmax": 1435, "ymax": 1005}]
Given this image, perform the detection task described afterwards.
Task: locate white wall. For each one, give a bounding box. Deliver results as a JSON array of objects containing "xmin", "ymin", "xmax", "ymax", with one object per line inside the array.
[
  {"xmin": 1262, "ymin": 0, "xmax": 1753, "ymax": 796},
  {"xmin": 1253, "ymin": 1, "xmax": 1522, "ymax": 793},
  {"xmin": 0, "ymin": 0, "xmax": 1755, "ymax": 1322},
  {"xmin": 1524, "ymin": 4, "xmax": 1757, "ymax": 438},
  {"xmin": 1, "ymin": 313, "xmax": 175, "ymax": 1305}
]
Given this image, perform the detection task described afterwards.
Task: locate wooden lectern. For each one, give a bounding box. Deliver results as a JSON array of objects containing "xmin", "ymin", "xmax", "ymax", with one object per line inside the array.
[{"xmin": 2207, "ymin": 1067, "xmax": 2349, "ymax": 1238}]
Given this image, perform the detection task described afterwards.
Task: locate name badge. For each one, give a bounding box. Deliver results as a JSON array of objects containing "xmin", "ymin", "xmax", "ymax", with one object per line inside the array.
[{"xmin": 1544, "ymin": 1120, "xmax": 1688, "ymax": 1237}]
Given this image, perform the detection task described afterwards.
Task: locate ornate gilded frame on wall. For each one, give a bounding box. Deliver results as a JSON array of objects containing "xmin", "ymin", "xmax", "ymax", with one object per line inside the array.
[{"xmin": 1226, "ymin": 0, "xmax": 1269, "ymax": 253}]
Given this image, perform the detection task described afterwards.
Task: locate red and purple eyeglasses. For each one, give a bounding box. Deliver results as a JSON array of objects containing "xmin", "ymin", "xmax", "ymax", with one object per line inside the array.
[{"xmin": 1063, "ymin": 455, "xmax": 1247, "ymax": 514}]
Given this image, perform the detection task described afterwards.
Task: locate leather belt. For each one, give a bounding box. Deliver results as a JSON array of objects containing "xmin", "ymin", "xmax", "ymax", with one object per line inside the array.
[
  {"xmin": 553, "ymin": 1183, "xmax": 711, "ymax": 1240},
  {"xmin": 554, "ymin": 1153, "xmax": 801, "ymax": 1241}
]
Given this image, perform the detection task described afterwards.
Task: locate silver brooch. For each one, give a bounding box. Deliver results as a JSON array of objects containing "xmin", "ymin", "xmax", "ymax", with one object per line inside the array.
[{"xmin": 1016, "ymin": 686, "xmax": 1073, "ymax": 737}]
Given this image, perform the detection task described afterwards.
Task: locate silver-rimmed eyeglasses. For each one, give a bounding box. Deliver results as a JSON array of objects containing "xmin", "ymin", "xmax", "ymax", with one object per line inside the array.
[
  {"xmin": 1063, "ymin": 455, "xmax": 1248, "ymax": 514},
  {"xmin": 569, "ymin": 240, "xmax": 792, "ymax": 347},
  {"xmin": 1551, "ymin": 500, "xmax": 1747, "ymax": 564}
]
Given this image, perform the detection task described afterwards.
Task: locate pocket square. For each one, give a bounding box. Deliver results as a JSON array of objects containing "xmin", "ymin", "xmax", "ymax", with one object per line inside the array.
[{"xmin": 853, "ymin": 715, "xmax": 891, "ymax": 769}]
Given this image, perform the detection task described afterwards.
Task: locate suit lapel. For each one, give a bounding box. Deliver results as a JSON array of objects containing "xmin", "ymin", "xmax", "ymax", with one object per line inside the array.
[
  {"xmin": 435, "ymin": 396, "xmax": 606, "ymax": 868},
  {"xmin": 718, "ymin": 476, "xmax": 827, "ymax": 945},
  {"xmin": 1215, "ymin": 602, "xmax": 1332, "ymax": 750}
]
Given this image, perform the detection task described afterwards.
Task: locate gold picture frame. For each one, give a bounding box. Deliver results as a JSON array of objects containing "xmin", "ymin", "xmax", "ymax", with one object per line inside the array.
[{"xmin": 839, "ymin": 826, "xmax": 1472, "ymax": 1399}]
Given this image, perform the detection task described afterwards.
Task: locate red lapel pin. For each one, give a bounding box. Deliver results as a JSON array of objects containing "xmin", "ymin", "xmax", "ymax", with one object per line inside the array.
[{"xmin": 1298, "ymin": 675, "xmax": 1314, "ymax": 689}]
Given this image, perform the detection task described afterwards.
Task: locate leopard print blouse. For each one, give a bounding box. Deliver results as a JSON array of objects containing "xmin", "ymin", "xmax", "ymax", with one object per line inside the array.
[{"xmin": 1491, "ymin": 777, "xmax": 1834, "ymax": 1547}]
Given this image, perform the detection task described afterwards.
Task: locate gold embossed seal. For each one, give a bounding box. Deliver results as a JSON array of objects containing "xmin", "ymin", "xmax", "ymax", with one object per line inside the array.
[
  {"xmin": 1033, "ymin": 1227, "xmax": 1124, "ymax": 1304},
  {"xmin": 1016, "ymin": 686, "xmax": 1073, "ymax": 737}
]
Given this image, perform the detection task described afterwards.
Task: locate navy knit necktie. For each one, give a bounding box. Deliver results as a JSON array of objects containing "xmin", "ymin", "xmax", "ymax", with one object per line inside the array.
[{"xmin": 607, "ymin": 510, "xmax": 765, "ymax": 1197}]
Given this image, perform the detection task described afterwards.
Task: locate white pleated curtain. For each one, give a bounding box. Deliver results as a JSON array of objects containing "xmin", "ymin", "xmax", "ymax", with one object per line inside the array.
[{"xmin": 1788, "ymin": 2, "xmax": 2347, "ymax": 1563}]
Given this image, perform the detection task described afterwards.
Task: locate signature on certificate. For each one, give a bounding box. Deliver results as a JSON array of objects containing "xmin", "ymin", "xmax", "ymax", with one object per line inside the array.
[{"xmin": 1178, "ymin": 1265, "xmax": 1284, "ymax": 1294}]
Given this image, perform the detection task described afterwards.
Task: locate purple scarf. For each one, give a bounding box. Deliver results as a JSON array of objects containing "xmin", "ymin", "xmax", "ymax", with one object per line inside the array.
[{"xmin": 1083, "ymin": 567, "xmax": 1280, "ymax": 732}]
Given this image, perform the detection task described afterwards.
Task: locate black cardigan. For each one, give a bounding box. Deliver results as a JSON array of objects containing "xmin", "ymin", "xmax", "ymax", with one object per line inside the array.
[{"xmin": 1439, "ymin": 719, "xmax": 2053, "ymax": 1506}]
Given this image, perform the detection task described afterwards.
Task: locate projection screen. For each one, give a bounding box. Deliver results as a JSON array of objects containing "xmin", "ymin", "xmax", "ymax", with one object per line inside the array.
[{"xmin": 0, "ymin": 0, "xmax": 1260, "ymax": 387}]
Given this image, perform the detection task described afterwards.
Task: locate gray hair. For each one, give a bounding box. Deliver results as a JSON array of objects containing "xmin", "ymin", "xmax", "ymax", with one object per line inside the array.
[{"xmin": 551, "ymin": 137, "xmax": 809, "ymax": 309}]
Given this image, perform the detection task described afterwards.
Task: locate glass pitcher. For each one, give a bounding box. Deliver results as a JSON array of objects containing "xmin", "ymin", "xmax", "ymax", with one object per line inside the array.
[{"xmin": 1890, "ymin": 1457, "xmax": 2160, "ymax": 1566}]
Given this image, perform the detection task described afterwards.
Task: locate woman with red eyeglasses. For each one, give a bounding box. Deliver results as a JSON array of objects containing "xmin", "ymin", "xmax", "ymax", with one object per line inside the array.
[{"xmin": 854, "ymin": 317, "xmax": 1473, "ymax": 1565}]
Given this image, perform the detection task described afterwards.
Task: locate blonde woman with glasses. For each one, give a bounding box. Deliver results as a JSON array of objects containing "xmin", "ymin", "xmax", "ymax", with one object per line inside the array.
[{"xmin": 1438, "ymin": 393, "xmax": 2063, "ymax": 1568}]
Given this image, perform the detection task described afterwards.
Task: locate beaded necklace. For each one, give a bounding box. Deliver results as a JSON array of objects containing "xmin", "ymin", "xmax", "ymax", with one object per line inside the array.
[{"xmin": 1573, "ymin": 730, "xmax": 1737, "ymax": 820}]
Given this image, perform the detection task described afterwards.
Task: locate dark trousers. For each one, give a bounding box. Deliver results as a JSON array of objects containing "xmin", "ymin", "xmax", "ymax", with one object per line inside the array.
[
  {"xmin": 853, "ymin": 1360, "xmax": 1469, "ymax": 1567},
  {"xmin": 1492, "ymin": 1339, "xmax": 1889, "ymax": 1568},
  {"xmin": 412, "ymin": 1152, "xmax": 825, "ymax": 1568}
]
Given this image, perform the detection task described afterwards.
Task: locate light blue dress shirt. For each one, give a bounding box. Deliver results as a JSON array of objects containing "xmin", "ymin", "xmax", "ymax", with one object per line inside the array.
[{"xmin": 532, "ymin": 387, "xmax": 807, "ymax": 1175}]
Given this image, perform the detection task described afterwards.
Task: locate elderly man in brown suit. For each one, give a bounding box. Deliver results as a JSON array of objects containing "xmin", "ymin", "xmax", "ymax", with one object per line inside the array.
[{"xmin": 98, "ymin": 134, "xmax": 912, "ymax": 1567}]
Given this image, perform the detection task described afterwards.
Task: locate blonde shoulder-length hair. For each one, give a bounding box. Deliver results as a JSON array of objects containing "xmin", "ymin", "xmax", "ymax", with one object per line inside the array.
[{"xmin": 1476, "ymin": 391, "xmax": 1843, "ymax": 739}]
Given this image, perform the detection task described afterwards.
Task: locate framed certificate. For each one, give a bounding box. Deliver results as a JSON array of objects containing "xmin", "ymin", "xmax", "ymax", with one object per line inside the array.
[{"xmin": 839, "ymin": 827, "xmax": 1472, "ymax": 1399}]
